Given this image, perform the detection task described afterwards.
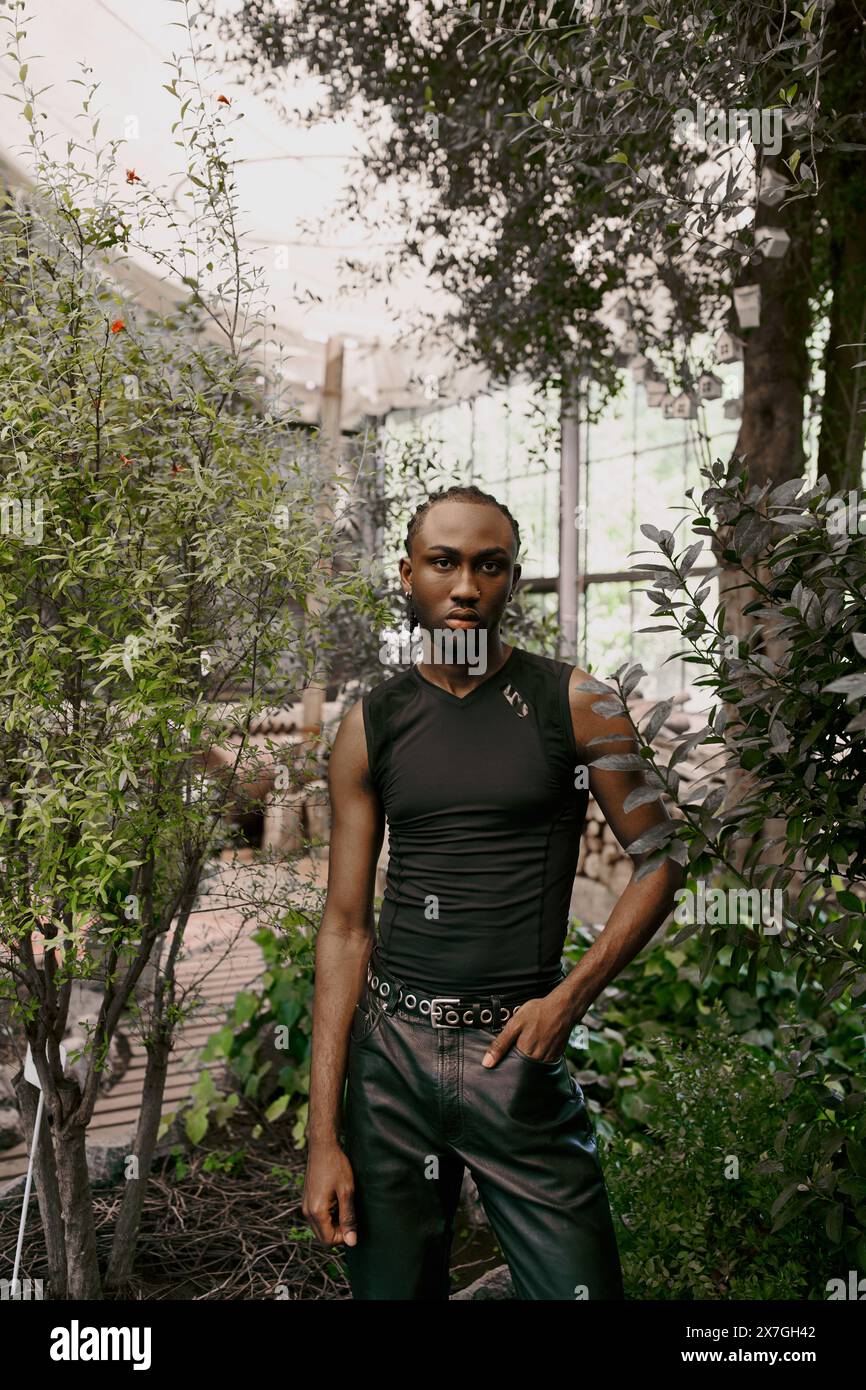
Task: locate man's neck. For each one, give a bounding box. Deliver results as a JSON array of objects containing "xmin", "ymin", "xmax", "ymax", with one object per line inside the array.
[{"xmin": 415, "ymin": 635, "xmax": 513, "ymax": 697}]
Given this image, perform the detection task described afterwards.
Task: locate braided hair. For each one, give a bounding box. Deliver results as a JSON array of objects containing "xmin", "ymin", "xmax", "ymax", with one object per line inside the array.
[{"xmin": 403, "ymin": 484, "xmax": 521, "ymax": 629}]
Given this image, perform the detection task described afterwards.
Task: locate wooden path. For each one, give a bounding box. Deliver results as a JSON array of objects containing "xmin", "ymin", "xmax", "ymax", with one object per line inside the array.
[{"xmin": 0, "ymin": 854, "xmax": 326, "ymax": 1192}]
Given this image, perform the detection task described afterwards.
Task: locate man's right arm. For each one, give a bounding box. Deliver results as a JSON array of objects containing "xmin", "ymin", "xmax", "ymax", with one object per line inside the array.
[{"xmin": 302, "ymin": 697, "xmax": 384, "ymax": 1246}]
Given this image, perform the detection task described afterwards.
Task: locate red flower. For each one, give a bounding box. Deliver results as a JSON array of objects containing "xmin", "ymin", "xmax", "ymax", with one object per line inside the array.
[
  {"xmin": 125, "ymin": 168, "xmax": 141, "ymax": 184},
  {"xmin": 110, "ymin": 319, "xmax": 124, "ymax": 334},
  {"xmin": 119, "ymin": 453, "xmax": 133, "ymax": 466},
  {"xmin": 171, "ymin": 462, "xmax": 185, "ymax": 474},
  {"xmin": 217, "ymin": 94, "xmax": 231, "ymax": 106}
]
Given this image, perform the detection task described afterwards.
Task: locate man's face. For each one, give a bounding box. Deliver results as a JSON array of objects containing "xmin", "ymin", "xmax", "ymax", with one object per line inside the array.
[{"xmin": 399, "ymin": 500, "xmax": 521, "ymax": 634}]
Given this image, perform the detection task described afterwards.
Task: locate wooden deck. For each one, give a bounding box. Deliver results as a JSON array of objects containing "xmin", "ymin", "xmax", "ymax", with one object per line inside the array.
[{"xmin": 0, "ymin": 853, "xmax": 327, "ymax": 1191}]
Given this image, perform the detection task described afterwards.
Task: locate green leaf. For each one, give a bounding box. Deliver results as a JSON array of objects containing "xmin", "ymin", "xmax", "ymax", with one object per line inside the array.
[
  {"xmin": 192, "ymin": 1068, "xmax": 217, "ymax": 1104},
  {"xmin": 626, "ymin": 822, "xmax": 675, "ymax": 855},
  {"xmin": 786, "ymin": 816, "xmax": 804, "ymax": 847},
  {"xmin": 623, "ymin": 784, "xmax": 662, "ymax": 812},
  {"xmin": 233, "ymin": 991, "xmax": 260, "ymax": 1026},
  {"xmin": 265, "ymin": 1094, "xmax": 290, "ymax": 1122},
  {"xmin": 202, "ymin": 1024, "xmax": 235, "ymax": 1060},
  {"xmin": 185, "ymin": 1107, "xmax": 208, "ymax": 1145},
  {"xmin": 592, "ymin": 753, "xmax": 645, "ymax": 771},
  {"xmin": 214, "ymin": 1094, "xmax": 240, "ymax": 1126},
  {"xmin": 825, "ymin": 1202, "xmax": 844, "ymax": 1244},
  {"xmin": 643, "ymin": 700, "xmax": 673, "ymax": 742}
]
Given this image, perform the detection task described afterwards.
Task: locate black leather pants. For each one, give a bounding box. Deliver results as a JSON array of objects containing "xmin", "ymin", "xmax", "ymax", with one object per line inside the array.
[{"xmin": 339, "ymin": 977, "xmax": 625, "ymax": 1300}]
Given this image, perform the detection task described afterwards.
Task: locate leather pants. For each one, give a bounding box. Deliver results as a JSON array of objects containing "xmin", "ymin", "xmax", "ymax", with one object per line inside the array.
[{"xmin": 339, "ymin": 975, "xmax": 625, "ymax": 1300}]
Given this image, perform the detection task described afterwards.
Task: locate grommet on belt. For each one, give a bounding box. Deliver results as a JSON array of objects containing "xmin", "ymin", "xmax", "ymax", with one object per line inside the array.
[
  {"xmin": 490, "ymin": 994, "xmax": 502, "ymax": 1030},
  {"xmin": 382, "ymin": 973, "xmax": 405, "ymax": 1016}
]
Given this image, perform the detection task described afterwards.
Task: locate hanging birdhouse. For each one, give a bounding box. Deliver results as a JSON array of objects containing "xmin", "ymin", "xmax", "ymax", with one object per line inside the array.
[
  {"xmin": 758, "ymin": 167, "xmax": 789, "ymax": 207},
  {"xmin": 620, "ymin": 328, "xmax": 640, "ymax": 355},
  {"xmin": 645, "ymin": 377, "xmax": 668, "ymax": 407},
  {"xmin": 697, "ymin": 371, "xmax": 723, "ymax": 400},
  {"xmin": 628, "ymin": 354, "xmax": 650, "ymax": 383},
  {"xmin": 670, "ymin": 391, "xmax": 698, "ymax": 419},
  {"xmin": 723, "ymin": 396, "xmax": 743, "ymax": 419},
  {"xmin": 714, "ymin": 330, "xmax": 744, "ymax": 365},
  {"xmin": 755, "ymin": 226, "xmax": 790, "ymax": 259},
  {"xmin": 612, "ymin": 295, "xmax": 633, "ymax": 323},
  {"xmin": 733, "ymin": 284, "xmax": 761, "ymax": 329}
]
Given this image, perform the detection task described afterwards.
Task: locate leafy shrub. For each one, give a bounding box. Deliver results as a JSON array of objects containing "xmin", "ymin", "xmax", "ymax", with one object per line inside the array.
[
  {"xmin": 564, "ymin": 882, "xmax": 865, "ymax": 1143},
  {"xmin": 190, "ymin": 914, "xmax": 317, "ymax": 1148},
  {"xmin": 603, "ymin": 1006, "xmax": 865, "ymax": 1299}
]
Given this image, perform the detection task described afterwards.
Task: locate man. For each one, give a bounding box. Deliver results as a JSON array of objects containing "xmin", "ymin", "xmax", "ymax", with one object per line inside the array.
[{"xmin": 302, "ymin": 484, "xmax": 683, "ymax": 1300}]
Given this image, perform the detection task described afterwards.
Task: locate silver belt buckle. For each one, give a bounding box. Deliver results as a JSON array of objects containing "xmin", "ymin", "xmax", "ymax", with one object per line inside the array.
[{"xmin": 430, "ymin": 996, "xmax": 461, "ymax": 1027}]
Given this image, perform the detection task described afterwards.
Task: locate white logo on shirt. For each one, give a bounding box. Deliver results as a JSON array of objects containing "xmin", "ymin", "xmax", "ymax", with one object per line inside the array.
[{"xmin": 502, "ymin": 683, "xmax": 529, "ymax": 718}]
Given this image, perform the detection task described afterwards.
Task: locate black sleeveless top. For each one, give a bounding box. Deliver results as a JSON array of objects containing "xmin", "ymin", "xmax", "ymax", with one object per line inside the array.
[{"xmin": 362, "ymin": 646, "xmax": 587, "ymax": 995}]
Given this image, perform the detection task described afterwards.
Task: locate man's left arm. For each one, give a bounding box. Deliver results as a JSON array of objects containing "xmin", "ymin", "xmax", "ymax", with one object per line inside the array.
[{"xmin": 555, "ymin": 666, "xmax": 685, "ymax": 1026}]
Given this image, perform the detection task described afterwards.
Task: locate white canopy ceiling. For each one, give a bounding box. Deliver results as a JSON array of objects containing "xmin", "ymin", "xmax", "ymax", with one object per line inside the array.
[{"xmin": 0, "ymin": 0, "xmax": 488, "ymax": 427}]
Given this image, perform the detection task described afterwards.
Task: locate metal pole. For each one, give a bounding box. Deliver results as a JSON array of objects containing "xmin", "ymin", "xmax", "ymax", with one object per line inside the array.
[
  {"xmin": 303, "ymin": 336, "xmax": 346, "ymax": 730},
  {"xmin": 559, "ymin": 379, "xmax": 581, "ymax": 661},
  {"xmin": 12, "ymin": 1088, "xmax": 43, "ymax": 1292},
  {"xmin": 319, "ymin": 335, "xmax": 345, "ymax": 510}
]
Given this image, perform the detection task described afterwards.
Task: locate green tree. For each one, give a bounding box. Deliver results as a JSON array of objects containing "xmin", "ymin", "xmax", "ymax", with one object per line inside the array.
[
  {"xmin": 221, "ymin": 0, "xmax": 865, "ymax": 491},
  {"xmin": 0, "ymin": 5, "xmax": 362, "ymax": 1297}
]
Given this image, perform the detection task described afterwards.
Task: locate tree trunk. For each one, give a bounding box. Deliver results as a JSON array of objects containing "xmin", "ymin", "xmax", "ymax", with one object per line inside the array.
[
  {"xmin": 815, "ymin": 194, "xmax": 866, "ymax": 492},
  {"xmin": 816, "ymin": 0, "xmax": 866, "ymax": 490},
  {"xmin": 106, "ymin": 889, "xmax": 197, "ymax": 1287},
  {"xmin": 714, "ymin": 181, "xmax": 815, "ymax": 864},
  {"xmin": 105, "ymin": 1036, "xmax": 171, "ymax": 1289},
  {"xmin": 732, "ymin": 186, "xmax": 815, "ymax": 487},
  {"xmin": 717, "ymin": 169, "xmax": 815, "ymax": 669},
  {"xmin": 13, "ymin": 1071, "xmax": 68, "ymax": 1300},
  {"xmin": 53, "ymin": 1107, "xmax": 102, "ymax": 1299}
]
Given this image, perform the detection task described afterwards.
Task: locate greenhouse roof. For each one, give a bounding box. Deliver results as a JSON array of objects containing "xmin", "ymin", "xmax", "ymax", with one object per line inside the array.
[{"xmin": 0, "ymin": 0, "xmax": 488, "ymax": 428}]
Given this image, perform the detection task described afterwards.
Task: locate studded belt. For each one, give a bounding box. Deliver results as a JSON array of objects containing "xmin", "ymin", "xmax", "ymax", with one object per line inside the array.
[{"xmin": 365, "ymin": 954, "xmax": 547, "ymax": 1031}]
